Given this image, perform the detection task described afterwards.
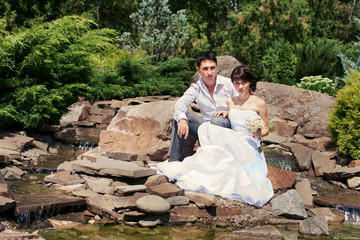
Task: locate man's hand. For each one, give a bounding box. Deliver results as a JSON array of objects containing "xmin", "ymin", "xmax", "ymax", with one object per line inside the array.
[{"xmin": 177, "ymin": 119, "xmax": 189, "ymax": 139}]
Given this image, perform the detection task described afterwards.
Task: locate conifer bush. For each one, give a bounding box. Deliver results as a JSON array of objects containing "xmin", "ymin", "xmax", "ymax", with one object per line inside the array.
[
  {"xmin": 328, "ymin": 71, "xmax": 360, "ymax": 159},
  {"xmin": 0, "ymin": 15, "xmax": 116, "ymax": 130}
]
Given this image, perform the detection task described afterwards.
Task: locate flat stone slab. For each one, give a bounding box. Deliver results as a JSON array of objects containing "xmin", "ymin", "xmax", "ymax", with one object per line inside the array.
[
  {"xmin": 0, "ymin": 148, "xmax": 21, "ymax": 163},
  {"xmin": 322, "ymin": 166, "xmax": 360, "ymax": 180},
  {"xmin": 71, "ymin": 159, "xmax": 156, "ymax": 178},
  {"xmin": 44, "ymin": 170, "xmax": 84, "ymax": 186},
  {"xmin": 230, "ymin": 226, "xmax": 283, "ymax": 239},
  {"xmin": 15, "ymin": 193, "xmax": 85, "ymax": 227},
  {"xmin": 0, "ymin": 196, "xmax": 16, "ymax": 213},
  {"xmin": 105, "ymin": 151, "xmax": 147, "ymax": 162}
]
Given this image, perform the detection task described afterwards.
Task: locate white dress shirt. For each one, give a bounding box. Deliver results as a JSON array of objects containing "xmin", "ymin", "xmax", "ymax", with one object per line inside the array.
[{"xmin": 174, "ymin": 75, "xmax": 239, "ymax": 122}]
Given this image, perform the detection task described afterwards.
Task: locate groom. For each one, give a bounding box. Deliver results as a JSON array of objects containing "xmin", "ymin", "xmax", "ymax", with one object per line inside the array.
[{"xmin": 168, "ymin": 52, "xmax": 238, "ymax": 162}]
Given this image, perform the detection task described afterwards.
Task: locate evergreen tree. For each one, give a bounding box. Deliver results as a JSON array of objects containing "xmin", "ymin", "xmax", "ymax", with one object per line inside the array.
[{"xmin": 124, "ymin": 0, "xmax": 189, "ymax": 62}]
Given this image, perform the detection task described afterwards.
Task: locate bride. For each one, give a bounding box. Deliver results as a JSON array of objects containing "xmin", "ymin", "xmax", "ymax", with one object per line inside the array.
[{"xmin": 156, "ymin": 65, "xmax": 274, "ymax": 207}]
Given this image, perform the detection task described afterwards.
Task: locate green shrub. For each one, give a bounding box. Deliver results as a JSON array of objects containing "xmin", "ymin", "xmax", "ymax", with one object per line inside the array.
[
  {"xmin": 262, "ymin": 42, "xmax": 297, "ymax": 85},
  {"xmin": 328, "ymin": 71, "xmax": 360, "ymax": 159},
  {"xmin": 296, "ymin": 75, "xmax": 337, "ymax": 96},
  {"xmin": 0, "ymin": 15, "xmax": 117, "ymax": 131},
  {"xmin": 294, "ymin": 38, "xmax": 354, "ymax": 82}
]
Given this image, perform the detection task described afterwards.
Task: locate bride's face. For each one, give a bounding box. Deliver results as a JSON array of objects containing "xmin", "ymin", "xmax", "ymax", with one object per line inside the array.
[{"xmin": 233, "ymin": 79, "xmax": 250, "ymax": 95}]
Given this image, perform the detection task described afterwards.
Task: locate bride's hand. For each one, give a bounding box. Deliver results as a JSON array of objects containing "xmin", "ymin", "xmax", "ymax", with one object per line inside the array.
[
  {"xmin": 253, "ymin": 128, "xmax": 262, "ymax": 138},
  {"xmin": 213, "ymin": 111, "xmax": 228, "ymax": 118}
]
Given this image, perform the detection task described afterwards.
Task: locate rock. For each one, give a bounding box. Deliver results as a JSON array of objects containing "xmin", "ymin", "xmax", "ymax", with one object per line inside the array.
[
  {"xmin": 149, "ymin": 183, "xmax": 183, "ymax": 198},
  {"xmin": 0, "ymin": 148, "xmax": 21, "ymax": 163},
  {"xmin": 292, "ymin": 134, "xmax": 333, "ymax": 152},
  {"xmin": 267, "ymin": 166, "xmax": 296, "ymax": 191},
  {"xmin": 0, "ymin": 196, "xmax": 16, "ymax": 213},
  {"xmin": 58, "ymin": 184, "xmax": 86, "ymax": 194},
  {"xmin": 322, "ymin": 165, "xmax": 360, "ymax": 180},
  {"xmin": 85, "ymin": 178, "xmax": 113, "ymax": 195},
  {"xmin": 124, "ymin": 192, "xmax": 149, "ymax": 209},
  {"xmin": 138, "ymin": 219, "xmax": 160, "ymax": 227},
  {"xmin": 144, "ymin": 174, "xmax": 169, "ymax": 189},
  {"xmin": 312, "ymin": 150, "xmax": 336, "ymax": 177},
  {"xmin": 282, "ymin": 143, "xmax": 313, "ymax": 171},
  {"xmin": 348, "ymin": 160, "xmax": 360, "ymax": 168},
  {"xmin": 56, "ymin": 161, "xmax": 74, "ymax": 172},
  {"xmin": 105, "ymin": 151, "xmax": 147, "ymax": 162},
  {"xmin": 98, "ymin": 101, "xmax": 175, "ymax": 160},
  {"xmin": 104, "ymin": 194, "xmax": 132, "ymax": 209},
  {"xmin": 295, "ymin": 178, "xmax": 313, "ymax": 209},
  {"xmin": 270, "ymin": 189, "xmax": 308, "ymax": 219},
  {"xmin": 216, "ymin": 207, "xmax": 249, "ymax": 217},
  {"xmin": 0, "ymin": 139, "xmax": 22, "ymax": 152},
  {"xmin": 230, "ymin": 226, "xmax": 283, "ymax": 240},
  {"xmin": 47, "ymin": 212, "xmax": 86, "ymax": 230},
  {"xmin": 32, "ymin": 139, "xmax": 49, "ymax": 152},
  {"xmin": 257, "ymin": 82, "xmax": 334, "ymax": 138},
  {"xmin": 5, "ymin": 166, "xmax": 25, "ymax": 177},
  {"xmin": 0, "ymin": 231, "xmax": 44, "ymax": 240},
  {"xmin": 22, "ymin": 148, "xmax": 50, "ymax": 158},
  {"xmin": 347, "ymin": 176, "xmax": 360, "ymax": 188},
  {"xmin": 166, "ymin": 196, "xmax": 189, "ymax": 206},
  {"xmin": 2, "ymin": 132, "xmax": 33, "ymax": 150},
  {"xmin": 60, "ymin": 102, "xmax": 86, "ymax": 126},
  {"xmin": 71, "ymin": 159, "xmax": 156, "ymax": 178},
  {"xmin": 298, "ymin": 216, "xmax": 329, "ymax": 237},
  {"xmin": 44, "ymin": 171, "xmax": 84, "ymax": 186},
  {"xmin": 135, "ymin": 195, "xmax": 171, "ymax": 214},
  {"xmin": 262, "ymin": 133, "xmax": 289, "ymax": 145},
  {"xmin": 269, "ymin": 118, "xmax": 298, "ymax": 137},
  {"xmin": 170, "ymin": 205, "xmax": 212, "ymax": 218},
  {"xmin": 309, "ymin": 207, "xmax": 345, "ymax": 223},
  {"xmin": 185, "ymin": 191, "xmax": 216, "ymax": 207},
  {"xmin": 72, "ymin": 189, "xmax": 99, "ymax": 198},
  {"xmin": 115, "ymin": 185, "xmax": 147, "ymax": 196},
  {"xmin": 86, "ymin": 195, "xmax": 123, "ymax": 222}
]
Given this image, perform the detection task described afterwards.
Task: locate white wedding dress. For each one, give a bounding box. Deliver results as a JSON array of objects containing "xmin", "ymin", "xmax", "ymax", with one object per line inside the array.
[{"xmin": 156, "ymin": 109, "xmax": 274, "ymax": 207}]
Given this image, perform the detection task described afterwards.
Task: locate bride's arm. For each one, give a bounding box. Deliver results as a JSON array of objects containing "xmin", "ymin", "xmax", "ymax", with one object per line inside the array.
[{"xmin": 254, "ymin": 98, "xmax": 269, "ymax": 138}]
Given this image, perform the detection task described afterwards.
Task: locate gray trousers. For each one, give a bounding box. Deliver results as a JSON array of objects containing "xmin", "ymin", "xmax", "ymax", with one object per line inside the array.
[{"xmin": 168, "ymin": 112, "xmax": 231, "ymax": 161}]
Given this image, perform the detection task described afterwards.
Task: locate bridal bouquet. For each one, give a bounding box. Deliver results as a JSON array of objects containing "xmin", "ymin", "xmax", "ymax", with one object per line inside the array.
[
  {"xmin": 246, "ymin": 115, "xmax": 265, "ymax": 132},
  {"xmin": 246, "ymin": 115, "xmax": 264, "ymax": 153}
]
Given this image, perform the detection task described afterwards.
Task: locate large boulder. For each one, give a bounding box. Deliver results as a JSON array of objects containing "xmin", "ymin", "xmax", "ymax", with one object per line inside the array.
[
  {"xmin": 98, "ymin": 101, "xmax": 175, "ymax": 160},
  {"xmin": 256, "ymin": 82, "xmax": 334, "ymax": 138}
]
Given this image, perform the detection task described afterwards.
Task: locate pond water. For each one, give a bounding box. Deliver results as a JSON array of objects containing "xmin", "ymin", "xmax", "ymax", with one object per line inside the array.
[
  {"xmin": 38, "ymin": 222, "xmax": 360, "ymax": 240},
  {"xmin": 6, "ymin": 146, "xmax": 360, "ymax": 239}
]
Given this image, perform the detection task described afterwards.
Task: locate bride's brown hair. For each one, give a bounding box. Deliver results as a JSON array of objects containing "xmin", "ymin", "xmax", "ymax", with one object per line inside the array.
[{"xmin": 230, "ymin": 65, "xmax": 257, "ymax": 92}]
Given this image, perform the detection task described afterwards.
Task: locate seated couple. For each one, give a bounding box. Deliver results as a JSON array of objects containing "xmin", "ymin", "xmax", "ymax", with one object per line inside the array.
[{"xmin": 156, "ymin": 52, "xmax": 274, "ymax": 207}]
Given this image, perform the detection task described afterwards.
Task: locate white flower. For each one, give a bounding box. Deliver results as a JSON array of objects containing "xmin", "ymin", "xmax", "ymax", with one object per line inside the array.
[{"xmin": 246, "ymin": 115, "xmax": 264, "ymax": 132}]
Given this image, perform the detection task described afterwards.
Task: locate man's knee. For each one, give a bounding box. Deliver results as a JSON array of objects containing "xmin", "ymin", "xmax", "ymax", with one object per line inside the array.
[{"xmin": 210, "ymin": 116, "xmax": 231, "ymax": 128}]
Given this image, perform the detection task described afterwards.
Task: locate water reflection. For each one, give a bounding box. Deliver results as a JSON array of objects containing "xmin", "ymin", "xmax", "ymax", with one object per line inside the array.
[
  {"xmin": 334, "ymin": 204, "xmax": 360, "ymax": 222},
  {"xmin": 75, "ymin": 140, "xmax": 97, "ymax": 151}
]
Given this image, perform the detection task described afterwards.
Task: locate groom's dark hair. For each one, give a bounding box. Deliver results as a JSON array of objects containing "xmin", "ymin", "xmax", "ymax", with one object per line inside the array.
[
  {"xmin": 196, "ymin": 52, "xmax": 217, "ymax": 68},
  {"xmin": 231, "ymin": 65, "xmax": 257, "ymax": 92}
]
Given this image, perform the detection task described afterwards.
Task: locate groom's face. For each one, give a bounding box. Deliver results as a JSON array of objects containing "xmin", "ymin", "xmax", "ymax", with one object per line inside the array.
[{"xmin": 197, "ymin": 60, "xmax": 217, "ymax": 87}]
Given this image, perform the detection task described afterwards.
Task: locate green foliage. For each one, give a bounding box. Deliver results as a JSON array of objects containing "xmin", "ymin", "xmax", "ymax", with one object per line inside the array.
[
  {"xmin": 0, "ymin": 15, "xmax": 117, "ymax": 130},
  {"xmin": 86, "ymin": 57, "xmax": 194, "ymax": 101},
  {"xmin": 0, "ymin": 0, "xmax": 137, "ymax": 33},
  {"xmin": 328, "ymin": 71, "xmax": 360, "ymax": 159},
  {"xmin": 296, "ymin": 75, "xmax": 337, "ymax": 96},
  {"xmin": 262, "ymin": 42, "xmax": 297, "ymax": 85},
  {"xmin": 123, "ymin": 0, "xmax": 189, "ymax": 62},
  {"xmin": 338, "ymin": 19, "xmax": 360, "ymax": 85}
]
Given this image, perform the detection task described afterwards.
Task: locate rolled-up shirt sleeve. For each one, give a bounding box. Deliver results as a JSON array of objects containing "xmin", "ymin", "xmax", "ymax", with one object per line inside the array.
[{"xmin": 174, "ymin": 83, "xmax": 199, "ymax": 122}]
